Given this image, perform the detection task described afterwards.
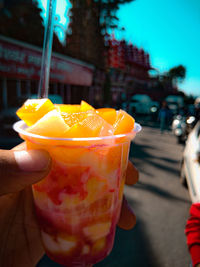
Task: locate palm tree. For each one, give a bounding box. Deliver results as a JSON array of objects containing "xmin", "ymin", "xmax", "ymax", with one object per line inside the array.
[{"xmin": 168, "ymin": 65, "xmax": 186, "ymax": 86}]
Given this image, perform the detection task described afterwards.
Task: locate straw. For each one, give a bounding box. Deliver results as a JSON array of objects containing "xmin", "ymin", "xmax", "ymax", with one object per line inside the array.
[{"xmin": 38, "ymin": 0, "xmax": 57, "ymax": 99}]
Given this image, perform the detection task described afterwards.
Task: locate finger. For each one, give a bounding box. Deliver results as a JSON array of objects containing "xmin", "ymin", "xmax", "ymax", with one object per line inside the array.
[
  {"xmin": 0, "ymin": 149, "xmax": 51, "ymax": 196},
  {"xmin": 12, "ymin": 142, "xmax": 26, "ymax": 151},
  {"xmin": 117, "ymin": 197, "xmax": 136, "ymax": 230},
  {"xmin": 125, "ymin": 161, "xmax": 139, "ymax": 185}
]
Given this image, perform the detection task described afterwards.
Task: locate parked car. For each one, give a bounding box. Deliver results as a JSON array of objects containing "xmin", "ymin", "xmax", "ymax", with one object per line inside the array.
[
  {"xmin": 122, "ymin": 94, "xmax": 159, "ymax": 115},
  {"xmin": 30, "ymin": 94, "xmax": 63, "ymax": 104},
  {"xmin": 180, "ymin": 120, "xmax": 200, "ymax": 203}
]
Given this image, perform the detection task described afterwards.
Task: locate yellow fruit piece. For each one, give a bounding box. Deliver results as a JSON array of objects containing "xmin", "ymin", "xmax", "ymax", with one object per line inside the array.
[
  {"xmin": 55, "ymin": 104, "xmax": 81, "ymax": 113},
  {"xmin": 85, "ymin": 177, "xmax": 108, "ymax": 204},
  {"xmin": 96, "ymin": 108, "xmax": 117, "ymax": 125},
  {"xmin": 27, "ymin": 110, "xmax": 70, "ymax": 137},
  {"xmin": 92, "ymin": 237, "xmax": 106, "ymax": 253},
  {"xmin": 61, "ymin": 194, "xmax": 82, "ymax": 210},
  {"xmin": 88, "ymin": 195, "xmax": 113, "ymax": 219},
  {"xmin": 16, "ymin": 98, "xmax": 54, "ymax": 126},
  {"xmin": 50, "ymin": 146, "xmax": 85, "ymax": 165},
  {"xmin": 82, "ymin": 245, "xmax": 90, "ymax": 255},
  {"xmin": 61, "ymin": 110, "xmax": 94, "ymax": 127},
  {"xmin": 64, "ymin": 113, "xmax": 114, "ymax": 138},
  {"xmin": 80, "ymin": 100, "xmax": 95, "ymax": 112},
  {"xmin": 83, "ymin": 222, "xmax": 111, "ymax": 241},
  {"xmin": 113, "ymin": 110, "xmax": 135, "ymax": 135},
  {"xmin": 106, "ymin": 144, "xmax": 122, "ymax": 172}
]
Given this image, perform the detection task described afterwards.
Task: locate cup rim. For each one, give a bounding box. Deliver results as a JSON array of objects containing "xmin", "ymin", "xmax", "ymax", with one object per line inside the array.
[{"xmin": 13, "ymin": 120, "xmax": 142, "ymax": 142}]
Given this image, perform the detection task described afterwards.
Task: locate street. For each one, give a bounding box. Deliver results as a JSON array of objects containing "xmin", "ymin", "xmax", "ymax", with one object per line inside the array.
[
  {"xmin": 38, "ymin": 125, "xmax": 192, "ymax": 267},
  {"xmin": 96, "ymin": 126, "xmax": 192, "ymax": 267}
]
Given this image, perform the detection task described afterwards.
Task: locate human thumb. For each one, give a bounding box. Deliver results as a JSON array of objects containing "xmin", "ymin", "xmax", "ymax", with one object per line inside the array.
[{"xmin": 0, "ymin": 149, "xmax": 51, "ymax": 196}]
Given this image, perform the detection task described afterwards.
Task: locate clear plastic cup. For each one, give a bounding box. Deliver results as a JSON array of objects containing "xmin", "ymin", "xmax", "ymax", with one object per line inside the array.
[{"xmin": 13, "ymin": 120, "xmax": 141, "ymax": 267}]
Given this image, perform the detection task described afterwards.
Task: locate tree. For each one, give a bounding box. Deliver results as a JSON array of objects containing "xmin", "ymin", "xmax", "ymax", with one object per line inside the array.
[
  {"xmin": 66, "ymin": 1, "xmax": 105, "ymax": 66},
  {"xmin": 94, "ymin": 0, "xmax": 134, "ymax": 32},
  {"xmin": 168, "ymin": 65, "xmax": 186, "ymax": 85},
  {"xmin": 0, "ymin": 0, "xmax": 64, "ymax": 53},
  {"xmin": 66, "ymin": 0, "xmax": 135, "ymax": 68},
  {"xmin": 0, "ymin": 0, "xmax": 44, "ymax": 47}
]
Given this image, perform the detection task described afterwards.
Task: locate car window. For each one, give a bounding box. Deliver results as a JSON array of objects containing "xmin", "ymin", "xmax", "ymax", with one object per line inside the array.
[
  {"xmin": 196, "ymin": 122, "xmax": 200, "ymax": 138},
  {"xmin": 197, "ymin": 127, "xmax": 200, "ymax": 138}
]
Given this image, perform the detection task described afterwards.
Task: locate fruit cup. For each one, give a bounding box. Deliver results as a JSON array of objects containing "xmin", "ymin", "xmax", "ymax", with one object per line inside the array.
[{"xmin": 13, "ymin": 120, "xmax": 141, "ymax": 267}]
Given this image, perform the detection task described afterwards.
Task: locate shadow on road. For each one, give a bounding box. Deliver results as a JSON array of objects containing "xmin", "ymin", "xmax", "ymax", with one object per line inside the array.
[
  {"xmin": 135, "ymin": 181, "xmax": 190, "ymax": 204},
  {"xmin": 158, "ymin": 156, "xmax": 179, "ymax": 164},
  {"xmin": 130, "ymin": 142, "xmax": 181, "ymax": 178}
]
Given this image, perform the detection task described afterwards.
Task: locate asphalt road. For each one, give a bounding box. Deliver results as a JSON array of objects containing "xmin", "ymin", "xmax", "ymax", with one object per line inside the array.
[
  {"xmin": 95, "ymin": 126, "xmax": 192, "ymax": 267},
  {"xmin": 37, "ymin": 126, "xmax": 192, "ymax": 267}
]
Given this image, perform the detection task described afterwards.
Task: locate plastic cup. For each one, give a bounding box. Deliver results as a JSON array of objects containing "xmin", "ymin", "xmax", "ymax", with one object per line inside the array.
[{"xmin": 13, "ymin": 120, "xmax": 141, "ymax": 267}]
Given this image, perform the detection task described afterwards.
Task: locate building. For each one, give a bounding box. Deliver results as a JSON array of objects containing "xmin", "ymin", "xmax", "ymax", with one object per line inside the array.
[
  {"xmin": 105, "ymin": 36, "xmax": 179, "ymax": 105},
  {"xmin": 0, "ymin": 34, "xmax": 94, "ymax": 114},
  {"xmin": 105, "ymin": 37, "xmax": 152, "ymax": 107}
]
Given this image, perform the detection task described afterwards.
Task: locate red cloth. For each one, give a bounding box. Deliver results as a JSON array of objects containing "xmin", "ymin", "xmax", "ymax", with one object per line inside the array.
[{"xmin": 185, "ymin": 203, "xmax": 200, "ymax": 267}]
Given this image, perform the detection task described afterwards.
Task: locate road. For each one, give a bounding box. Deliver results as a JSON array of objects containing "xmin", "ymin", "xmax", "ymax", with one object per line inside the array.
[
  {"xmin": 37, "ymin": 125, "xmax": 192, "ymax": 267},
  {"xmin": 96, "ymin": 126, "xmax": 192, "ymax": 267}
]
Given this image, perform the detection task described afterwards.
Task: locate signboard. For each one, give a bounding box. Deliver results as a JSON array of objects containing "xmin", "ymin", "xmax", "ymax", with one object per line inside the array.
[{"xmin": 0, "ymin": 35, "xmax": 94, "ymax": 86}]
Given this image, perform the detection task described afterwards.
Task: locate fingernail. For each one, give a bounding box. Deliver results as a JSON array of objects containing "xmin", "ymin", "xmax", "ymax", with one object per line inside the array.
[{"xmin": 14, "ymin": 150, "xmax": 51, "ymax": 172}]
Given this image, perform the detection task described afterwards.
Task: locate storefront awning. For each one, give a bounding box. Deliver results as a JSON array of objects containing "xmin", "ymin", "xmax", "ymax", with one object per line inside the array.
[{"xmin": 0, "ymin": 35, "xmax": 94, "ymax": 86}]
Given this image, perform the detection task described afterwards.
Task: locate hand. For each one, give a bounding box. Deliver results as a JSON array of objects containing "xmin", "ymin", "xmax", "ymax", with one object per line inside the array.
[
  {"xmin": 0, "ymin": 143, "xmax": 51, "ymax": 267},
  {"xmin": 0, "ymin": 144, "xmax": 138, "ymax": 267},
  {"xmin": 117, "ymin": 161, "xmax": 139, "ymax": 230}
]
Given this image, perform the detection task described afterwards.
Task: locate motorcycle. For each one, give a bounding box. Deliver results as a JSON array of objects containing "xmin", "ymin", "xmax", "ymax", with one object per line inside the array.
[{"xmin": 172, "ymin": 115, "xmax": 186, "ymax": 143}]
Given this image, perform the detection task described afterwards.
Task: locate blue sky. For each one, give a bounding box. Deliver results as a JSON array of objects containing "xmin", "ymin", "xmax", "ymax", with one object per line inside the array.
[
  {"xmin": 117, "ymin": 0, "xmax": 200, "ymax": 96},
  {"xmin": 38, "ymin": 0, "xmax": 200, "ymax": 97},
  {"xmin": 37, "ymin": 0, "xmax": 71, "ymax": 44}
]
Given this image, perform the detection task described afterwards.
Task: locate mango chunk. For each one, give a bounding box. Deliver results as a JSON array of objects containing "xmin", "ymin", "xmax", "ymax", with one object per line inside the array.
[
  {"xmin": 113, "ymin": 110, "xmax": 135, "ymax": 134},
  {"xmin": 61, "ymin": 110, "xmax": 95, "ymax": 127},
  {"xmin": 27, "ymin": 110, "xmax": 70, "ymax": 137},
  {"xmin": 55, "ymin": 104, "xmax": 81, "ymax": 113},
  {"xmin": 96, "ymin": 108, "xmax": 117, "ymax": 125},
  {"xmin": 64, "ymin": 113, "xmax": 114, "ymax": 138},
  {"xmin": 16, "ymin": 98, "xmax": 54, "ymax": 126},
  {"xmin": 83, "ymin": 222, "xmax": 111, "ymax": 241},
  {"xmin": 80, "ymin": 100, "xmax": 95, "ymax": 112}
]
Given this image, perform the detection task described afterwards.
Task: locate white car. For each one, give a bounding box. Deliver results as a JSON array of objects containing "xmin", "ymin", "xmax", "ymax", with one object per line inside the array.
[
  {"xmin": 181, "ymin": 120, "xmax": 200, "ymax": 203},
  {"xmin": 122, "ymin": 94, "xmax": 159, "ymax": 115}
]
